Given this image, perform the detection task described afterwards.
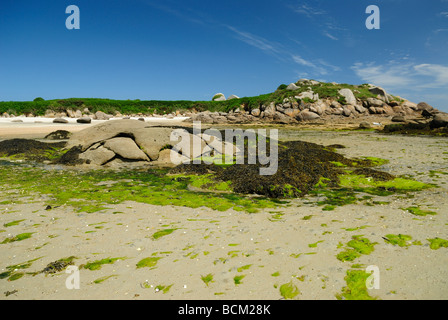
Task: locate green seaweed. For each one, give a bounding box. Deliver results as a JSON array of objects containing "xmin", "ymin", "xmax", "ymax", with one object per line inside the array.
[
  {"xmin": 1, "ymin": 232, "xmax": 34, "ymax": 244},
  {"xmin": 152, "ymin": 228, "xmax": 178, "ymax": 240},
  {"xmin": 136, "ymin": 257, "xmax": 162, "ymax": 269},
  {"xmin": 279, "ymin": 281, "xmax": 300, "ymax": 300},
  {"xmin": 3, "ymin": 219, "xmax": 25, "ymax": 227},
  {"xmin": 428, "ymin": 238, "xmax": 448, "ymax": 250},
  {"xmin": 201, "ymin": 273, "xmax": 214, "ymax": 286},
  {"xmin": 383, "ymin": 234, "xmax": 414, "ymax": 247},
  {"xmin": 93, "ymin": 275, "xmax": 118, "ymax": 284},
  {"xmin": 337, "ymin": 236, "xmax": 377, "ymax": 262},
  {"xmin": 404, "ymin": 206, "xmax": 437, "ymax": 216},
  {"xmin": 83, "ymin": 257, "xmax": 125, "ymax": 271},
  {"xmin": 336, "ymin": 270, "xmax": 377, "ymax": 300},
  {"xmin": 155, "ymin": 284, "xmax": 173, "ymax": 294},
  {"xmin": 233, "ymin": 275, "xmax": 245, "ymax": 285}
]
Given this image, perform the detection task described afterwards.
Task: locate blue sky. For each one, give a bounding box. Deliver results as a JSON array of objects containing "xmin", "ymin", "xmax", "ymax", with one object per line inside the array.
[{"xmin": 1, "ymin": 0, "xmax": 447, "ymax": 111}]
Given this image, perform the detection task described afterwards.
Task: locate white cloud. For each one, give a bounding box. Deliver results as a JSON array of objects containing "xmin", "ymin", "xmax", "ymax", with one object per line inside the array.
[
  {"xmin": 293, "ymin": 3, "xmax": 327, "ymax": 17},
  {"xmin": 323, "ymin": 32, "xmax": 339, "ymax": 41},
  {"xmin": 226, "ymin": 26, "xmax": 280, "ymax": 56},
  {"xmin": 351, "ymin": 61, "xmax": 448, "ymax": 90},
  {"xmin": 414, "ymin": 64, "xmax": 448, "ymax": 86}
]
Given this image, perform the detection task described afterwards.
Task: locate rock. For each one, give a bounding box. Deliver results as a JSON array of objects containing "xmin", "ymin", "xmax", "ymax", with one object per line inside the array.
[
  {"xmin": 74, "ymin": 110, "xmax": 83, "ymax": 118},
  {"xmin": 138, "ymin": 117, "xmax": 145, "ymax": 122},
  {"xmin": 227, "ymin": 95, "xmax": 240, "ymax": 100},
  {"xmin": 297, "ymin": 110, "xmax": 320, "ymax": 121},
  {"xmin": 45, "ymin": 110, "xmax": 56, "ymax": 118},
  {"xmin": 283, "ymin": 108, "xmax": 300, "ymax": 118},
  {"xmin": 11, "ymin": 119, "xmax": 23, "ymax": 123},
  {"xmin": 212, "ymin": 93, "xmax": 226, "ymax": 101},
  {"xmin": 338, "ymin": 89, "xmax": 357, "ymax": 105},
  {"xmin": 132, "ymin": 127, "xmax": 178, "ymax": 161},
  {"xmin": 79, "ymin": 146, "xmax": 116, "ymax": 165},
  {"xmin": 382, "ymin": 105, "xmax": 395, "ymax": 115},
  {"xmin": 286, "ymin": 83, "xmax": 299, "ymax": 91},
  {"xmin": 359, "ymin": 121, "xmax": 372, "ymax": 129},
  {"xmin": 77, "ymin": 117, "xmax": 92, "ymax": 124},
  {"xmin": 297, "ymin": 91, "xmax": 315, "ymax": 101},
  {"xmin": 342, "ymin": 106, "xmax": 353, "ymax": 117},
  {"xmin": 251, "ymin": 109, "xmax": 261, "ymax": 117},
  {"xmin": 354, "ymin": 104, "xmax": 366, "ymax": 114},
  {"xmin": 417, "ymin": 102, "xmax": 433, "ymax": 111},
  {"xmin": 152, "ymin": 148, "xmax": 190, "ymax": 166},
  {"xmin": 45, "ymin": 130, "xmax": 72, "ymax": 140},
  {"xmin": 65, "ymin": 119, "xmax": 148, "ymax": 151},
  {"xmin": 366, "ymin": 98, "xmax": 385, "ymax": 108},
  {"xmin": 368, "ymin": 86, "xmax": 389, "ymax": 103},
  {"xmin": 53, "ymin": 118, "xmax": 68, "ymax": 124},
  {"xmin": 66, "ymin": 109, "xmax": 75, "ymax": 118},
  {"xmin": 103, "ymin": 137, "xmax": 149, "ymax": 161},
  {"xmin": 430, "ymin": 113, "xmax": 448, "ymax": 128},
  {"xmin": 95, "ymin": 111, "xmax": 112, "ymax": 120},
  {"xmin": 273, "ymin": 112, "xmax": 295, "ymax": 124},
  {"xmin": 391, "ymin": 115, "xmax": 406, "ymax": 123},
  {"xmin": 402, "ymin": 101, "xmax": 418, "ymax": 111}
]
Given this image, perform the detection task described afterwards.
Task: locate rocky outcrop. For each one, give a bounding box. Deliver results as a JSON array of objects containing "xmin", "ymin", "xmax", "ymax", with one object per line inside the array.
[{"xmin": 63, "ymin": 119, "xmax": 238, "ymax": 168}]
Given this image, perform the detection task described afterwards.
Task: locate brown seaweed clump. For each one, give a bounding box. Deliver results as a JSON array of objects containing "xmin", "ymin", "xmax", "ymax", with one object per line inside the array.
[
  {"xmin": 0, "ymin": 139, "xmax": 66, "ymax": 162},
  {"xmin": 170, "ymin": 140, "xmax": 384, "ymax": 198}
]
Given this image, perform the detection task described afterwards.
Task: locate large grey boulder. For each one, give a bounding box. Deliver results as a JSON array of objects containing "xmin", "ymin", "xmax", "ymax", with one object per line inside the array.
[
  {"xmin": 368, "ymin": 86, "xmax": 389, "ymax": 103},
  {"xmin": 212, "ymin": 93, "xmax": 226, "ymax": 101},
  {"xmin": 286, "ymin": 83, "xmax": 299, "ymax": 91},
  {"xmin": 103, "ymin": 137, "xmax": 149, "ymax": 161},
  {"xmin": 65, "ymin": 119, "xmax": 148, "ymax": 151},
  {"xmin": 338, "ymin": 89, "xmax": 357, "ymax": 105},
  {"xmin": 77, "ymin": 117, "xmax": 92, "ymax": 124},
  {"xmin": 430, "ymin": 113, "xmax": 448, "ymax": 128},
  {"xmin": 53, "ymin": 118, "xmax": 69, "ymax": 124},
  {"xmin": 79, "ymin": 145, "xmax": 116, "ymax": 165},
  {"xmin": 95, "ymin": 111, "xmax": 112, "ymax": 120},
  {"xmin": 133, "ymin": 127, "xmax": 180, "ymax": 161},
  {"xmin": 297, "ymin": 110, "xmax": 321, "ymax": 121}
]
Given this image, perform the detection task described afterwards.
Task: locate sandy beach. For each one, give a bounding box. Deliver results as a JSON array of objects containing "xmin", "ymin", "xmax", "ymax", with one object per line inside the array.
[{"xmin": 0, "ymin": 121, "xmax": 447, "ymax": 300}]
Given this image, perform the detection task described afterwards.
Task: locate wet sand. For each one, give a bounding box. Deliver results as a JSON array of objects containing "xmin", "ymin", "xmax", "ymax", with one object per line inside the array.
[{"xmin": 1, "ymin": 126, "xmax": 447, "ymax": 300}]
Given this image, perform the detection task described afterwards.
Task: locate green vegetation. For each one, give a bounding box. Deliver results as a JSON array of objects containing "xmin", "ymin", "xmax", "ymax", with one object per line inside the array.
[
  {"xmin": 233, "ymin": 275, "xmax": 245, "ymax": 285},
  {"xmin": 1, "ymin": 232, "xmax": 33, "ymax": 244},
  {"xmin": 136, "ymin": 257, "xmax": 162, "ymax": 269},
  {"xmin": 0, "ymin": 166, "xmax": 280, "ymax": 213},
  {"xmin": 93, "ymin": 275, "xmax": 118, "ymax": 284},
  {"xmin": 3, "ymin": 219, "xmax": 25, "ymax": 227},
  {"xmin": 383, "ymin": 234, "xmax": 415, "ymax": 247},
  {"xmin": 155, "ymin": 284, "xmax": 174, "ymax": 294},
  {"xmin": 0, "ymin": 82, "xmax": 378, "ymax": 116},
  {"xmin": 201, "ymin": 273, "xmax": 214, "ymax": 286},
  {"xmin": 336, "ymin": 270, "xmax": 377, "ymax": 300},
  {"xmin": 83, "ymin": 257, "xmax": 125, "ymax": 271},
  {"xmin": 337, "ymin": 236, "xmax": 377, "ymax": 262},
  {"xmin": 279, "ymin": 281, "xmax": 300, "ymax": 299},
  {"xmin": 152, "ymin": 228, "xmax": 178, "ymax": 240},
  {"xmin": 0, "ymin": 258, "xmax": 41, "ymax": 281},
  {"xmin": 404, "ymin": 206, "xmax": 437, "ymax": 216},
  {"xmin": 428, "ymin": 238, "xmax": 448, "ymax": 250}
]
